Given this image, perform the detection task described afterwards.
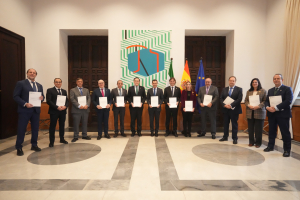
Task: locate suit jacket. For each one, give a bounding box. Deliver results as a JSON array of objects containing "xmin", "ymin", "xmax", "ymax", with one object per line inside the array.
[
  {"xmin": 92, "ymin": 88, "xmax": 112, "ymax": 110},
  {"xmin": 111, "ymin": 87, "xmax": 127, "ymax": 111},
  {"xmin": 265, "ymin": 85, "xmax": 293, "ymax": 118},
  {"xmin": 181, "ymin": 90, "xmax": 197, "ymax": 111},
  {"xmin": 164, "ymin": 86, "xmax": 181, "ymax": 108},
  {"xmin": 147, "ymin": 87, "xmax": 164, "ymax": 110},
  {"xmin": 244, "ymin": 89, "xmax": 267, "ymax": 119},
  {"xmin": 127, "ymin": 85, "xmax": 146, "ymax": 108},
  {"xmin": 70, "ymin": 87, "xmax": 91, "ymax": 113},
  {"xmin": 220, "ymin": 86, "xmax": 243, "ymax": 114},
  {"xmin": 46, "ymin": 87, "xmax": 69, "ymax": 115},
  {"xmin": 197, "ymin": 85, "xmax": 219, "ymax": 111},
  {"xmin": 13, "ymin": 79, "xmax": 45, "ymax": 113}
]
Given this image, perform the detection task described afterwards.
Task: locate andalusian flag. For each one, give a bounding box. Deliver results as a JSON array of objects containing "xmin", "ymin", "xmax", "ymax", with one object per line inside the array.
[
  {"xmin": 180, "ymin": 60, "xmax": 191, "ymax": 91},
  {"xmin": 166, "ymin": 59, "xmax": 174, "ymax": 87}
]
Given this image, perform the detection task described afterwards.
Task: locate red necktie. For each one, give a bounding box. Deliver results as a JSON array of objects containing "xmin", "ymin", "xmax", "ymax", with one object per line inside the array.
[{"xmin": 101, "ymin": 89, "xmax": 104, "ymax": 96}]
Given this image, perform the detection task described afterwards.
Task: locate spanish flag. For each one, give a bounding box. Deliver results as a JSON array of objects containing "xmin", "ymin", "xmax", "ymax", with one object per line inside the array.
[{"xmin": 180, "ymin": 60, "xmax": 191, "ymax": 91}]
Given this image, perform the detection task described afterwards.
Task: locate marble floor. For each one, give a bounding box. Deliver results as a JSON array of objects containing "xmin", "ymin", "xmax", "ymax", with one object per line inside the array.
[{"xmin": 0, "ymin": 130, "xmax": 300, "ymax": 200}]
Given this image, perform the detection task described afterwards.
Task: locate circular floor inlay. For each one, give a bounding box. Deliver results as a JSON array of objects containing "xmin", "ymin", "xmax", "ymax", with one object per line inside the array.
[
  {"xmin": 192, "ymin": 144, "xmax": 265, "ymax": 166},
  {"xmin": 27, "ymin": 143, "xmax": 101, "ymax": 165}
]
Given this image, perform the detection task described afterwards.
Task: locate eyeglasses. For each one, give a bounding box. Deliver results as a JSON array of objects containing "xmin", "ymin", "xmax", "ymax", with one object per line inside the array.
[{"xmin": 55, "ymin": 82, "xmax": 62, "ymax": 83}]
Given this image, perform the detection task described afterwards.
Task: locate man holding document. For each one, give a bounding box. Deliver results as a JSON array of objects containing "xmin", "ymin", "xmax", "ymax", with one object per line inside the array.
[
  {"xmin": 127, "ymin": 77, "xmax": 146, "ymax": 137},
  {"xmin": 13, "ymin": 68, "xmax": 44, "ymax": 156},
  {"xmin": 147, "ymin": 79, "xmax": 164, "ymax": 137},
  {"xmin": 92, "ymin": 80, "xmax": 112, "ymax": 140},
  {"xmin": 264, "ymin": 74, "xmax": 293, "ymax": 157},
  {"xmin": 219, "ymin": 76, "xmax": 243, "ymax": 144},
  {"xmin": 197, "ymin": 78, "xmax": 219, "ymax": 139},
  {"xmin": 111, "ymin": 80, "xmax": 127, "ymax": 138},
  {"xmin": 46, "ymin": 78, "xmax": 69, "ymax": 147},
  {"xmin": 70, "ymin": 78, "xmax": 91, "ymax": 142}
]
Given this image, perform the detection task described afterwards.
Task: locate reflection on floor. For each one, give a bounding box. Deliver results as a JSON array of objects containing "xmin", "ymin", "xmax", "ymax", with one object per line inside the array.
[{"xmin": 0, "ymin": 131, "xmax": 300, "ymax": 199}]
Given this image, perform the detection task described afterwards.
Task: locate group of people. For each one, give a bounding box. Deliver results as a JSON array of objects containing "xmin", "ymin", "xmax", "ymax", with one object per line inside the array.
[{"xmin": 13, "ymin": 68, "xmax": 293, "ymax": 158}]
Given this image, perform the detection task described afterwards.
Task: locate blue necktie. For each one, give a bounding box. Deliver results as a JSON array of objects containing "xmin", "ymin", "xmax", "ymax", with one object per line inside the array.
[
  {"xmin": 58, "ymin": 89, "xmax": 61, "ymax": 95},
  {"xmin": 229, "ymin": 87, "xmax": 233, "ymax": 97},
  {"xmin": 171, "ymin": 87, "xmax": 174, "ymax": 96},
  {"xmin": 154, "ymin": 88, "xmax": 156, "ymax": 96},
  {"xmin": 119, "ymin": 89, "xmax": 122, "ymax": 96},
  {"xmin": 32, "ymin": 81, "xmax": 37, "ymax": 92},
  {"xmin": 79, "ymin": 88, "xmax": 83, "ymax": 96}
]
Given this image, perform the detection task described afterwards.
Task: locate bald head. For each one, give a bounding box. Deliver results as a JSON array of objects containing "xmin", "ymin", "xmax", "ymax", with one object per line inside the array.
[
  {"xmin": 98, "ymin": 79, "xmax": 105, "ymax": 88},
  {"xmin": 205, "ymin": 78, "xmax": 212, "ymax": 87}
]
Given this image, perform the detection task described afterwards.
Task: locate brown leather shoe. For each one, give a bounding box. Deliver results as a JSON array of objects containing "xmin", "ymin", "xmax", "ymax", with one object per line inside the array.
[
  {"xmin": 248, "ymin": 144, "xmax": 254, "ymax": 147},
  {"xmin": 255, "ymin": 145, "xmax": 261, "ymax": 148}
]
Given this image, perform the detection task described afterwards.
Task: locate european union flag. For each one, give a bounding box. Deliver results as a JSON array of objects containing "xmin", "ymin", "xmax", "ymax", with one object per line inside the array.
[{"xmin": 195, "ymin": 60, "xmax": 205, "ymax": 113}]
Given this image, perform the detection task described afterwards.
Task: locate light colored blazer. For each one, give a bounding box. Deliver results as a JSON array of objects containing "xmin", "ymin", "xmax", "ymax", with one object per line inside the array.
[
  {"xmin": 244, "ymin": 88, "xmax": 267, "ymax": 119},
  {"xmin": 70, "ymin": 87, "xmax": 91, "ymax": 113},
  {"xmin": 197, "ymin": 85, "xmax": 219, "ymax": 111}
]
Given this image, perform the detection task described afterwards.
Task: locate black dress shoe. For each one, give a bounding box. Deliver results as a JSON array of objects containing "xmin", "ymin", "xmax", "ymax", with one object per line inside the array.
[
  {"xmin": 60, "ymin": 139, "xmax": 68, "ymax": 144},
  {"xmin": 150, "ymin": 132, "xmax": 154, "ymax": 137},
  {"xmin": 233, "ymin": 140, "xmax": 238, "ymax": 144},
  {"xmin": 173, "ymin": 131, "xmax": 178, "ymax": 137},
  {"xmin": 187, "ymin": 132, "xmax": 191, "ymax": 137},
  {"xmin": 31, "ymin": 146, "xmax": 41, "ymax": 151},
  {"xmin": 197, "ymin": 132, "xmax": 206, "ymax": 137},
  {"xmin": 104, "ymin": 134, "xmax": 111, "ymax": 139},
  {"xmin": 82, "ymin": 136, "xmax": 91, "ymax": 140},
  {"xmin": 49, "ymin": 143, "xmax": 54, "ymax": 147},
  {"xmin": 283, "ymin": 151, "xmax": 290, "ymax": 157},
  {"xmin": 264, "ymin": 147, "xmax": 274, "ymax": 152},
  {"xmin": 17, "ymin": 149, "xmax": 24, "ymax": 156},
  {"xmin": 131, "ymin": 132, "xmax": 135, "ymax": 137},
  {"xmin": 71, "ymin": 138, "xmax": 78, "ymax": 142},
  {"xmin": 219, "ymin": 137, "xmax": 228, "ymax": 141},
  {"xmin": 137, "ymin": 132, "xmax": 142, "ymax": 137},
  {"xmin": 113, "ymin": 133, "xmax": 118, "ymax": 138},
  {"xmin": 165, "ymin": 131, "xmax": 170, "ymax": 137},
  {"xmin": 182, "ymin": 131, "xmax": 187, "ymax": 137},
  {"xmin": 155, "ymin": 132, "xmax": 158, "ymax": 137},
  {"xmin": 97, "ymin": 135, "xmax": 102, "ymax": 140},
  {"xmin": 212, "ymin": 135, "xmax": 216, "ymax": 139},
  {"xmin": 121, "ymin": 133, "xmax": 127, "ymax": 137}
]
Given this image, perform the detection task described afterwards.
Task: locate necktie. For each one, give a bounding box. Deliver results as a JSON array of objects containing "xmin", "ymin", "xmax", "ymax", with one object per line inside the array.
[
  {"xmin": 206, "ymin": 87, "xmax": 209, "ymax": 94},
  {"xmin": 79, "ymin": 88, "xmax": 83, "ymax": 96},
  {"xmin": 229, "ymin": 87, "xmax": 233, "ymax": 97},
  {"xmin": 58, "ymin": 89, "xmax": 61, "ymax": 95},
  {"xmin": 136, "ymin": 86, "xmax": 139, "ymax": 95},
  {"xmin": 32, "ymin": 81, "xmax": 37, "ymax": 92},
  {"xmin": 101, "ymin": 88, "xmax": 104, "ymax": 97},
  {"xmin": 274, "ymin": 88, "xmax": 279, "ymax": 95},
  {"xmin": 154, "ymin": 88, "xmax": 156, "ymax": 96},
  {"xmin": 171, "ymin": 87, "xmax": 174, "ymax": 96},
  {"xmin": 119, "ymin": 89, "xmax": 122, "ymax": 96}
]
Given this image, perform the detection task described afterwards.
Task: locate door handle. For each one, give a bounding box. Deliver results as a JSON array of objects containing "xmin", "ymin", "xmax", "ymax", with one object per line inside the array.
[{"xmin": 90, "ymin": 91, "xmax": 93, "ymax": 95}]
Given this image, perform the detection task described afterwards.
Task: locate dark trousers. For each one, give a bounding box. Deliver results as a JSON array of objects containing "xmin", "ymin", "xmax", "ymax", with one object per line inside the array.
[
  {"xmin": 268, "ymin": 116, "xmax": 291, "ymax": 152},
  {"xmin": 223, "ymin": 111, "xmax": 239, "ymax": 140},
  {"xmin": 16, "ymin": 112, "xmax": 40, "ymax": 149},
  {"xmin": 247, "ymin": 112, "xmax": 264, "ymax": 145},
  {"xmin": 97, "ymin": 109, "xmax": 110, "ymax": 136},
  {"xmin": 49, "ymin": 112, "xmax": 66, "ymax": 144},
  {"xmin": 130, "ymin": 107, "xmax": 143, "ymax": 133},
  {"xmin": 148, "ymin": 107, "xmax": 161, "ymax": 132},
  {"xmin": 113, "ymin": 107, "xmax": 125, "ymax": 133},
  {"xmin": 182, "ymin": 111, "xmax": 193, "ymax": 132},
  {"xmin": 200, "ymin": 108, "xmax": 216, "ymax": 135},
  {"xmin": 165, "ymin": 107, "xmax": 178, "ymax": 131}
]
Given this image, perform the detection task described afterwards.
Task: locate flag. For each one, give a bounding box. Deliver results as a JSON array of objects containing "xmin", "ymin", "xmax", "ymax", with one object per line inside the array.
[
  {"xmin": 195, "ymin": 59, "xmax": 205, "ymax": 113},
  {"xmin": 180, "ymin": 60, "xmax": 191, "ymax": 91},
  {"xmin": 166, "ymin": 59, "xmax": 174, "ymax": 87}
]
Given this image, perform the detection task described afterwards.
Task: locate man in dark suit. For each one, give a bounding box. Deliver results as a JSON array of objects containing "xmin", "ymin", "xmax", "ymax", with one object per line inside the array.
[
  {"xmin": 197, "ymin": 78, "xmax": 219, "ymax": 139},
  {"xmin": 264, "ymin": 74, "xmax": 293, "ymax": 157},
  {"xmin": 127, "ymin": 77, "xmax": 146, "ymax": 137},
  {"xmin": 111, "ymin": 80, "xmax": 127, "ymax": 138},
  {"xmin": 219, "ymin": 76, "xmax": 243, "ymax": 144},
  {"xmin": 70, "ymin": 78, "xmax": 91, "ymax": 142},
  {"xmin": 164, "ymin": 77, "xmax": 181, "ymax": 137},
  {"xmin": 46, "ymin": 78, "xmax": 69, "ymax": 147},
  {"xmin": 92, "ymin": 79, "xmax": 112, "ymax": 140},
  {"xmin": 147, "ymin": 79, "xmax": 164, "ymax": 137},
  {"xmin": 13, "ymin": 68, "xmax": 45, "ymax": 156}
]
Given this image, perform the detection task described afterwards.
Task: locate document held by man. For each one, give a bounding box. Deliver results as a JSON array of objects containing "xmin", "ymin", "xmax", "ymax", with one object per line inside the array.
[
  {"xmin": 203, "ymin": 95, "xmax": 213, "ymax": 106},
  {"xmin": 77, "ymin": 96, "xmax": 86, "ymax": 106},
  {"xmin": 133, "ymin": 96, "xmax": 141, "ymax": 107},
  {"xmin": 223, "ymin": 96, "xmax": 234, "ymax": 105},
  {"xmin": 56, "ymin": 95, "xmax": 66, "ymax": 106},
  {"xmin": 116, "ymin": 96, "xmax": 124, "ymax": 107},
  {"xmin": 269, "ymin": 96, "xmax": 282, "ymax": 107},
  {"xmin": 99, "ymin": 97, "xmax": 107, "ymax": 107},
  {"xmin": 185, "ymin": 100, "xmax": 193, "ymax": 112},
  {"xmin": 169, "ymin": 97, "xmax": 177, "ymax": 108},
  {"xmin": 29, "ymin": 91, "xmax": 42, "ymax": 107},
  {"xmin": 151, "ymin": 96, "xmax": 158, "ymax": 107},
  {"xmin": 249, "ymin": 95, "xmax": 260, "ymax": 106}
]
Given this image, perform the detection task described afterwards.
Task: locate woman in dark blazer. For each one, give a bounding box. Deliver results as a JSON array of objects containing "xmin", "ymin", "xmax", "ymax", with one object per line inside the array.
[
  {"xmin": 181, "ymin": 81, "xmax": 197, "ymax": 137},
  {"xmin": 244, "ymin": 78, "xmax": 267, "ymax": 147}
]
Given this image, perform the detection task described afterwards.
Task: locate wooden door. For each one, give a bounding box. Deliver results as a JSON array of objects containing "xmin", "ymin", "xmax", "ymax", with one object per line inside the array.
[
  {"xmin": 68, "ymin": 36, "xmax": 108, "ymax": 126},
  {"xmin": 0, "ymin": 27, "xmax": 25, "ymax": 139},
  {"xmin": 185, "ymin": 36, "xmax": 225, "ymax": 131}
]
